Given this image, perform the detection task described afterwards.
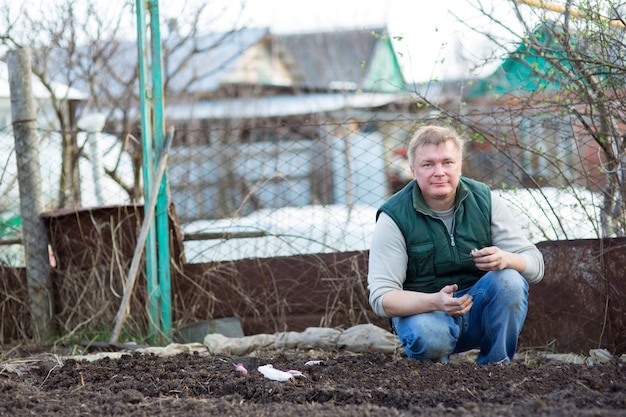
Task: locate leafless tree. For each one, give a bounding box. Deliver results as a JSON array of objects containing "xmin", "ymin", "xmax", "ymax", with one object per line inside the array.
[{"xmin": 0, "ymin": 0, "xmax": 247, "ymax": 207}]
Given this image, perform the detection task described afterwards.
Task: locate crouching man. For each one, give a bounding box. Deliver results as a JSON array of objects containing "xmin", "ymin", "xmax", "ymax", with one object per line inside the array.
[{"xmin": 367, "ymin": 125, "xmax": 544, "ymax": 364}]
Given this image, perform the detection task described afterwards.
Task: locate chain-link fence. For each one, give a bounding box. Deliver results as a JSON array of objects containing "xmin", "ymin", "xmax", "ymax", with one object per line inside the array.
[
  {"xmin": 0, "ymin": 110, "xmax": 613, "ymax": 267},
  {"xmin": 1, "ymin": 106, "xmax": 623, "ymax": 346}
]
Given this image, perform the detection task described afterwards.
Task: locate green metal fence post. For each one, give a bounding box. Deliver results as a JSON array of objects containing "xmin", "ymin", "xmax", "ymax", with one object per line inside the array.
[
  {"xmin": 148, "ymin": 0, "xmax": 172, "ymax": 343},
  {"xmin": 135, "ymin": 0, "xmax": 159, "ymax": 342}
]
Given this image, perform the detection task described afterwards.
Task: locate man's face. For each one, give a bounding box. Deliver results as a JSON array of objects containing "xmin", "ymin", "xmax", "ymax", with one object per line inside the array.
[{"xmin": 410, "ymin": 140, "xmax": 462, "ymax": 210}]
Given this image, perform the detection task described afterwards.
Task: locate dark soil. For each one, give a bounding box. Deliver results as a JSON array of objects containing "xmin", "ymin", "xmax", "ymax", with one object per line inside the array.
[{"xmin": 1, "ymin": 345, "xmax": 625, "ymax": 416}]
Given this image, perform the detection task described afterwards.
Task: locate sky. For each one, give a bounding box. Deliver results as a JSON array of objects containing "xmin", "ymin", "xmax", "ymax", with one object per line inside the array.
[
  {"xmin": 3, "ymin": 0, "xmax": 551, "ymax": 83},
  {"xmin": 197, "ymin": 0, "xmax": 535, "ymax": 82}
]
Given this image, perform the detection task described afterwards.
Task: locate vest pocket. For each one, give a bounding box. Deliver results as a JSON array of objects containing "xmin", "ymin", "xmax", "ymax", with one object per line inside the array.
[{"xmin": 406, "ymin": 242, "xmax": 436, "ymax": 290}]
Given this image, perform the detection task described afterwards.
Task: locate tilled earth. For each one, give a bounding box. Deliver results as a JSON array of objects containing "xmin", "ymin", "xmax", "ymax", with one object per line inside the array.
[{"xmin": 1, "ymin": 346, "xmax": 625, "ymax": 416}]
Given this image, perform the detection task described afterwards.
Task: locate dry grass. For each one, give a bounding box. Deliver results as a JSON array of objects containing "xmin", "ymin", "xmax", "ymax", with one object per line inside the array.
[
  {"xmin": 0, "ymin": 266, "xmax": 30, "ymax": 344},
  {"xmin": 1, "ymin": 235, "xmax": 378, "ymax": 345}
]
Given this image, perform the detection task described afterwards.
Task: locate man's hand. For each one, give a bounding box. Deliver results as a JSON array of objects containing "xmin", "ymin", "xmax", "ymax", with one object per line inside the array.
[
  {"xmin": 439, "ymin": 284, "xmax": 472, "ymax": 317},
  {"xmin": 470, "ymin": 247, "xmax": 527, "ymax": 273},
  {"xmin": 470, "ymin": 246, "xmax": 508, "ymax": 271}
]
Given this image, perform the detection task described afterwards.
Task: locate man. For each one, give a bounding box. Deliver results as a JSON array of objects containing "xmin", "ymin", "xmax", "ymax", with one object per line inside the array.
[{"xmin": 368, "ymin": 125, "xmax": 544, "ymax": 365}]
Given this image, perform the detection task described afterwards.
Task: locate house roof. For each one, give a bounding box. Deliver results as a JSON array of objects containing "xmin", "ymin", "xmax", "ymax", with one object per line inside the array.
[
  {"xmin": 466, "ymin": 22, "xmax": 575, "ymax": 99},
  {"xmin": 164, "ymin": 26, "xmax": 407, "ymax": 95},
  {"xmin": 36, "ymin": 26, "xmax": 411, "ymax": 121},
  {"xmin": 274, "ymin": 28, "xmax": 407, "ymax": 93}
]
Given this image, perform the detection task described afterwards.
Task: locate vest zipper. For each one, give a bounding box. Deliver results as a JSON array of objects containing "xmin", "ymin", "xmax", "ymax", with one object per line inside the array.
[
  {"xmin": 431, "ymin": 208, "xmax": 457, "ymax": 247},
  {"xmin": 449, "ymin": 213, "xmax": 456, "ymax": 247}
]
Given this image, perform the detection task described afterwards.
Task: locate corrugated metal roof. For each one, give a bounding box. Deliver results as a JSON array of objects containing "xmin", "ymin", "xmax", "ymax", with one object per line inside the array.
[{"xmin": 166, "ymin": 92, "xmax": 408, "ymax": 120}]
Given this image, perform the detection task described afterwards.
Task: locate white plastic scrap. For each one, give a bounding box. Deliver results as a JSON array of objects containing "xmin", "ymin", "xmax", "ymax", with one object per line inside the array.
[
  {"xmin": 305, "ymin": 360, "xmax": 323, "ymax": 366},
  {"xmin": 257, "ymin": 364, "xmax": 303, "ymax": 382},
  {"xmin": 587, "ymin": 349, "xmax": 613, "ymax": 366}
]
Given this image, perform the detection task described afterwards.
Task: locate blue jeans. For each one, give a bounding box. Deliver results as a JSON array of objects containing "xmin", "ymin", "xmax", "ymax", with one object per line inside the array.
[{"xmin": 392, "ymin": 269, "xmax": 529, "ymax": 365}]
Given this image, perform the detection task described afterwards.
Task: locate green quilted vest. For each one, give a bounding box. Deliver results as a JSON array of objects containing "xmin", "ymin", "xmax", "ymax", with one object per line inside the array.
[{"xmin": 377, "ymin": 177, "xmax": 492, "ymax": 293}]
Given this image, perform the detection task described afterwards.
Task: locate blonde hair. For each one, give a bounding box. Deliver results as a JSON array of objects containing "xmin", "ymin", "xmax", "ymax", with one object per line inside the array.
[{"xmin": 407, "ymin": 125, "xmax": 465, "ymax": 166}]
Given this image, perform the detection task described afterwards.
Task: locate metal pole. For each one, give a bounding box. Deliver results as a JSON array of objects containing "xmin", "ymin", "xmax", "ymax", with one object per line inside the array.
[
  {"xmin": 148, "ymin": 0, "xmax": 172, "ymax": 344},
  {"xmin": 77, "ymin": 113, "xmax": 107, "ymax": 206},
  {"xmin": 136, "ymin": 0, "xmax": 160, "ymax": 341},
  {"xmin": 7, "ymin": 48, "xmax": 55, "ymax": 342}
]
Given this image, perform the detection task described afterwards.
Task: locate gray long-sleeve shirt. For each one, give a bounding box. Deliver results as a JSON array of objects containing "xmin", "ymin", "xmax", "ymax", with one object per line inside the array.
[{"xmin": 367, "ymin": 192, "xmax": 545, "ymax": 318}]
